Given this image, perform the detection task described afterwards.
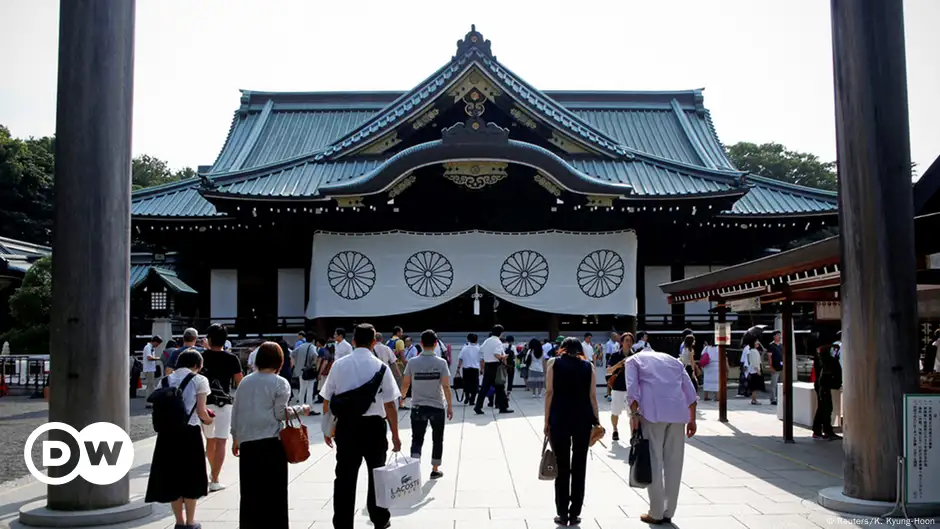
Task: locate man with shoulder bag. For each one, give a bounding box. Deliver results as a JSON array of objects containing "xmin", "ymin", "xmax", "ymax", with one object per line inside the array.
[
  {"xmin": 292, "ymin": 337, "xmax": 321, "ymax": 411},
  {"xmin": 320, "ymin": 324, "xmax": 402, "ymax": 529}
]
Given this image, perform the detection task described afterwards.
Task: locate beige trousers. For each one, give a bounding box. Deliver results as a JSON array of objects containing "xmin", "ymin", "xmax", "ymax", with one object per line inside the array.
[
  {"xmin": 641, "ymin": 418, "xmax": 686, "ymax": 519},
  {"xmin": 143, "ymin": 371, "xmax": 157, "ymax": 400}
]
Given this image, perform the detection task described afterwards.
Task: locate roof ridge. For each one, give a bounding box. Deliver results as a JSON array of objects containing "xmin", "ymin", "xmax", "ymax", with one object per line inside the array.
[
  {"xmin": 745, "ymin": 173, "xmax": 838, "ymax": 199},
  {"xmin": 208, "ymin": 110, "xmax": 242, "ymax": 172}
]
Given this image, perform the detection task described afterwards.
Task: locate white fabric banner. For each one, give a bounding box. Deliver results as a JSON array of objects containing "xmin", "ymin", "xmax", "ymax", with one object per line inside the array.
[{"xmin": 306, "ymin": 230, "xmax": 637, "ymax": 318}]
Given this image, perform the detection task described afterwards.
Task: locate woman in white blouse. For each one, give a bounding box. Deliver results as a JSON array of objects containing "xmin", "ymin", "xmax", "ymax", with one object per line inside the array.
[{"xmin": 145, "ymin": 349, "xmax": 214, "ymax": 529}]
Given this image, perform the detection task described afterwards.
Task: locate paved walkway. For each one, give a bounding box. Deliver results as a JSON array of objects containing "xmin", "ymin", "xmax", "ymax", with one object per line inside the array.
[{"xmin": 0, "ymin": 390, "xmax": 934, "ymax": 529}]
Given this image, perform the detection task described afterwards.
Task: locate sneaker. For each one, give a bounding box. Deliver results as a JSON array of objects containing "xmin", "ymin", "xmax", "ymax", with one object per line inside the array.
[
  {"xmin": 750, "ymin": 401, "xmax": 761, "ymax": 405},
  {"xmin": 430, "ymin": 470, "xmax": 444, "ymax": 479},
  {"xmin": 474, "ymin": 408, "xmax": 484, "ymax": 415},
  {"xmin": 498, "ymin": 409, "xmax": 514, "ymax": 414},
  {"xmin": 208, "ymin": 482, "xmax": 225, "ymax": 492},
  {"xmin": 612, "ymin": 431, "xmax": 620, "ymax": 442},
  {"xmin": 770, "ymin": 401, "xmax": 778, "ymax": 406}
]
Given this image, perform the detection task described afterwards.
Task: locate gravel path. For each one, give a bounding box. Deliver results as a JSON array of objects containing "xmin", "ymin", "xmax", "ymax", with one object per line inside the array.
[{"xmin": 0, "ymin": 395, "xmax": 157, "ymax": 491}]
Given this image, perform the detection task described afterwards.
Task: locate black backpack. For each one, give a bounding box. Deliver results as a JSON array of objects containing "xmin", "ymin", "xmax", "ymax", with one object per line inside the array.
[
  {"xmin": 148, "ymin": 373, "xmax": 196, "ymax": 433},
  {"xmin": 329, "ymin": 365, "xmax": 387, "ymax": 420}
]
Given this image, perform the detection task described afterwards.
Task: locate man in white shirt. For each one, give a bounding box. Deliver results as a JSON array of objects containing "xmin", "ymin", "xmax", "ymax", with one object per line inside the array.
[
  {"xmin": 333, "ymin": 327, "xmax": 354, "ymax": 360},
  {"xmin": 291, "ymin": 338, "xmax": 319, "ymax": 408},
  {"xmin": 473, "ymin": 325, "xmax": 513, "ymax": 414},
  {"xmin": 457, "ymin": 333, "xmax": 482, "ymax": 404},
  {"xmin": 320, "ymin": 324, "xmax": 401, "ymax": 529},
  {"xmin": 634, "ymin": 331, "xmax": 651, "ymax": 352},
  {"xmin": 141, "ymin": 335, "xmax": 163, "ymax": 407},
  {"xmin": 582, "ymin": 332, "xmax": 596, "ymax": 366},
  {"xmin": 604, "ymin": 332, "xmax": 621, "ymax": 364}
]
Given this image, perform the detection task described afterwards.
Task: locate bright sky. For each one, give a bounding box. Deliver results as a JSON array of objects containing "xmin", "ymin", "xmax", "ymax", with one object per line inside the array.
[{"xmin": 2, "ymin": 0, "xmax": 939, "ymax": 176}]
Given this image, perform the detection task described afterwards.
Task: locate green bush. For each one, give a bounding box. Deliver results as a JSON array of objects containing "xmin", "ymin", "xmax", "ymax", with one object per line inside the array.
[{"xmin": 0, "ymin": 256, "xmax": 51, "ymax": 354}]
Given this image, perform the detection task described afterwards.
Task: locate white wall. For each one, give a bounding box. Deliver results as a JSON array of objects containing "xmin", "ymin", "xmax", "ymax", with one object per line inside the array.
[
  {"xmin": 277, "ymin": 269, "xmax": 306, "ymax": 318},
  {"xmin": 644, "ymin": 266, "xmax": 673, "ymax": 317},
  {"xmin": 684, "ymin": 266, "xmax": 713, "ymax": 316},
  {"xmin": 210, "ymin": 269, "xmax": 238, "ymax": 322}
]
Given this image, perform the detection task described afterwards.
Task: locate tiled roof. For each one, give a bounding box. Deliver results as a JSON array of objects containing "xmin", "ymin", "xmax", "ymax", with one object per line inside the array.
[
  {"xmin": 726, "ymin": 175, "xmax": 837, "ymax": 216},
  {"xmin": 131, "ymin": 178, "xmax": 222, "ymax": 218},
  {"xmin": 214, "ymin": 159, "xmax": 385, "ymax": 197}
]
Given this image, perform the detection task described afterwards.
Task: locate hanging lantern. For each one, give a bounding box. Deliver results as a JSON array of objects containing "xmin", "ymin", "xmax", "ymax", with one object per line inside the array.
[{"xmin": 472, "ymin": 286, "xmax": 482, "ymax": 316}]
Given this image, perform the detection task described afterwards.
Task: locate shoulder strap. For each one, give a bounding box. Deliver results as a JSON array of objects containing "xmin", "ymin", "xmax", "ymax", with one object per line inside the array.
[{"xmin": 178, "ymin": 373, "xmax": 198, "ymax": 421}]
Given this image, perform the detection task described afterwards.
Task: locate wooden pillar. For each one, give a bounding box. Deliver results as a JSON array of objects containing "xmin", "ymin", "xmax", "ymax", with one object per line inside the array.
[
  {"xmin": 48, "ymin": 0, "xmax": 136, "ymax": 510},
  {"xmin": 548, "ymin": 313, "xmax": 560, "ymax": 340},
  {"xmin": 782, "ymin": 297, "xmax": 795, "ymax": 443},
  {"xmin": 717, "ymin": 303, "xmax": 728, "ymax": 423},
  {"xmin": 831, "ymin": 0, "xmax": 920, "ymax": 501}
]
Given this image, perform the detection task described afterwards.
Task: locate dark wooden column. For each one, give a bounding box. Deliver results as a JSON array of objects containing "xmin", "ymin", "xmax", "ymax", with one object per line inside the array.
[
  {"xmin": 831, "ymin": 0, "xmax": 919, "ymax": 501},
  {"xmin": 47, "ymin": 0, "xmax": 136, "ymax": 511},
  {"xmin": 717, "ymin": 303, "xmax": 728, "ymax": 423},
  {"xmin": 782, "ymin": 296, "xmax": 794, "ymax": 443}
]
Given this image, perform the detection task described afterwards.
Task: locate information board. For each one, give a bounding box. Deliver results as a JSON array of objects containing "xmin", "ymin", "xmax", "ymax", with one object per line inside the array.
[{"xmin": 904, "ymin": 394, "xmax": 940, "ymax": 504}]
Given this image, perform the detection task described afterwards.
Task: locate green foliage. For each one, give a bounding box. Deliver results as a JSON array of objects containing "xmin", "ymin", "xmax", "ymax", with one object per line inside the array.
[
  {"xmin": 0, "ymin": 125, "xmax": 56, "ymax": 245},
  {"xmin": 726, "ymin": 142, "xmax": 837, "ymax": 191},
  {"xmin": 1, "ymin": 256, "xmax": 52, "ymax": 354},
  {"xmin": 132, "ymin": 154, "xmax": 195, "ymax": 190}
]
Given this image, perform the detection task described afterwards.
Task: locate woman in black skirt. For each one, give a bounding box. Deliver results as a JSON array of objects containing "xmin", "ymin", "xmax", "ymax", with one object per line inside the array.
[
  {"xmin": 231, "ymin": 342, "xmax": 311, "ymax": 529},
  {"xmin": 145, "ymin": 349, "xmax": 213, "ymax": 529}
]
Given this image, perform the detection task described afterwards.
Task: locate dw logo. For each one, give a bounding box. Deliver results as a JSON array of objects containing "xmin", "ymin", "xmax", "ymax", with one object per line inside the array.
[{"xmin": 24, "ymin": 422, "xmax": 134, "ymax": 485}]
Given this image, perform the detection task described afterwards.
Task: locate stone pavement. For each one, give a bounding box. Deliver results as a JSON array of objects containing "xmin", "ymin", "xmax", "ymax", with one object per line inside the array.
[{"xmin": 0, "ymin": 389, "xmax": 935, "ymax": 529}]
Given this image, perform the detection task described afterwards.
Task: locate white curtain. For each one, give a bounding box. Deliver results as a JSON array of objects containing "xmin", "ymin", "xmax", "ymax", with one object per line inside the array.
[{"xmin": 306, "ymin": 230, "xmax": 637, "ymax": 318}]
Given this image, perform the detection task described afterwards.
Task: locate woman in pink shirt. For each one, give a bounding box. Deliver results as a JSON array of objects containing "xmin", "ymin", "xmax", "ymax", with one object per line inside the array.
[{"xmin": 625, "ymin": 351, "xmax": 698, "ymax": 525}]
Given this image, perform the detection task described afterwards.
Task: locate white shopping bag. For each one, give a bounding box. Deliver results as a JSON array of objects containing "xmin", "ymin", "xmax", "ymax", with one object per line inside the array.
[{"xmin": 373, "ymin": 455, "xmax": 423, "ymax": 508}]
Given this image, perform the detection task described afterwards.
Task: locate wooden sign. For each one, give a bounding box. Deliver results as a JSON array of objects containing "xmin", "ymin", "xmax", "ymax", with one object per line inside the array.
[
  {"xmin": 905, "ymin": 395, "xmax": 940, "ymax": 503},
  {"xmin": 729, "ymin": 297, "xmax": 761, "ymax": 312},
  {"xmin": 816, "ymin": 301, "xmax": 841, "ymax": 321}
]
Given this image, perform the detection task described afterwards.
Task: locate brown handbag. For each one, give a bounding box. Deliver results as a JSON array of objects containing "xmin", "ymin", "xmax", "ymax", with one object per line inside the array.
[
  {"xmin": 280, "ymin": 407, "xmax": 310, "ymax": 463},
  {"xmin": 538, "ymin": 436, "xmax": 557, "ymax": 480}
]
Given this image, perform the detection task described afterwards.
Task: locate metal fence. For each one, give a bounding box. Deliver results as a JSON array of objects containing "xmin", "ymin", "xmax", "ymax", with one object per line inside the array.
[{"xmin": 0, "ymin": 355, "xmax": 49, "ymax": 397}]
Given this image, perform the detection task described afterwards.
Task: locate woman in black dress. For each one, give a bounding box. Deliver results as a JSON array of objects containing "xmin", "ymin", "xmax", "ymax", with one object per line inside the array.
[
  {"xmin": 145, "ymin": 349, "xmax": 214, "ymax": 529},
  {"xmin": 543, "ymin": 338, "xmax": 599, "ymax": 526}
]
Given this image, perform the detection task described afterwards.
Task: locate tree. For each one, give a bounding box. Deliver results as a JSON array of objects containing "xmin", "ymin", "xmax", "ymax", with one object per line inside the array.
[
  {"xmin": 0, "ymin": 126, "xmax": 56, "ymax": 245},
  {"xmin": 132, "ymin": 154, "xmax": 196, "ymax": 190},
  {"xmin": 0, "ymin": 256, "xmax": 52, "ymax": 354},
  {"xmin": 726, "ymin": 142, "xmax": 837, "ymax": 191}
]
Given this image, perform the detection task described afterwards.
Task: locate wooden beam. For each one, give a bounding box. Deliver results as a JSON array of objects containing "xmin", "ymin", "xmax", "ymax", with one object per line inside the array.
[
  {"xmin": 782, "ymin": 297, "xmax": 795, "ymax": 443},
  {"xmin": 831, "ymin": 0, "xmax": 920, "ymax": 501},
  {"xmin": 717, "ymin": 304, "xmax": 728, "ymax": 423}
]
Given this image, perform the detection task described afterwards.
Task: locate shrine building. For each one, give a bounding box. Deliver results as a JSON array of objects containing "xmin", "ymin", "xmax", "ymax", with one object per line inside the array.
[{"xmin": 128, "ymin": 26, "xmax": 838, "ymax": 339}]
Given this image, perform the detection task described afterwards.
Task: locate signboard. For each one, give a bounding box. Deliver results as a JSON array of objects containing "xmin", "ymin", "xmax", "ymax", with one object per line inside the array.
[
  {"xmin": 715, "ymin": 323, "xmax": 732, "ymax": 346},
  {"xmin": 816, "ymin": 301, "xmax": 841, "ymax": 321},
  {"xmin": 904, "ymin": 394, "xmax": 940, "ymax": 504},
  {"xmin": 729, "ymin": 297, "xmax": 761, "ymax": 312}
]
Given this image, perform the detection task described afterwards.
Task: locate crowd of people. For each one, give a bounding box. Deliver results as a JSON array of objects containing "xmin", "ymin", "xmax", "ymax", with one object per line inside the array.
[{"xmin": 134, "ymin": 322, "xmax": 833, "ymax": 528}]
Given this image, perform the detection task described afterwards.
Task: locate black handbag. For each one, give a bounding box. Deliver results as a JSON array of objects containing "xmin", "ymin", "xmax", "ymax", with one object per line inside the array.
[
  {"xmin": 300, "ymin": 344, "xmax": 318, "ymax": 381},
  {"xmin": 628, "ymin": 425, "xmax": 653, "ymax": 488}
]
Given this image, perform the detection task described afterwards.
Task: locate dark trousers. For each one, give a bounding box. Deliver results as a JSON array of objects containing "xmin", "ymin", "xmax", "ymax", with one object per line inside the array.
[
  {"xmin": 129, "ymin": 375, "xmax": 139, "ymax": 398},
  {"xmin": 240, "ymin": 437, "xmax": 288, "ymax": 529},
  {"xmin": 550, "ymin": 424, "xmax": 591, "ymax": 519},
  {"xmin": 685, "ymin": 365, "xmax": 699, "ymax": 391},
  {"xmin": 410, "ymin": 405, "xmax": 445, "ymax": 465},
  {"xmin": 506, "ymin": 364, "xmax": 515, "ymax": 393},
  {"xmin": 333, "ymin": 416, "xmax": 390, "ymax": 529},
  {"xmin": 475, "ymin": 362, "xmax": 508, "ymax": 412},
  {"xmin": 462, "ymin": 367, "xmax": 479, "ymax": 404},
  {"xmin": 812, "ymin": 386, "xmax": 835, "ymax": 436},
  {"xmin": 738, "ymin": 369, "xmax": 750, "ymax": 396}
]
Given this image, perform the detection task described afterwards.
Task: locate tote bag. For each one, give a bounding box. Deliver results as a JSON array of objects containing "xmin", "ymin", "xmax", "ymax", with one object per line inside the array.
[
  {"xmin": 538, "ymin": 436, "xmax": 557, "ymax": 480},
  {"xmin": 280, "ymin": 407, "xmax": 310, "ymax": 463},
  {"xmin": 628, "ymin": 426, "xmax": 652, "ymax": 488},
  {"xmin": 373, "ymin": 454, "xmax": 423, "ymax": 508}
]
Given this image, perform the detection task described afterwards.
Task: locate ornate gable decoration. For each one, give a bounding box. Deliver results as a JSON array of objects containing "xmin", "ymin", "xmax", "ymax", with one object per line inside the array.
[
  {"xmin": 454, "ymin": 24, "xmax": 494, "ymax": 59},
  {"xmin": 443, "ymin": 162, "xmax": 507, "ymax": 190},
  {"xmin": 442, "ymin": 119, "xmax": 509, "ymax": 145}
]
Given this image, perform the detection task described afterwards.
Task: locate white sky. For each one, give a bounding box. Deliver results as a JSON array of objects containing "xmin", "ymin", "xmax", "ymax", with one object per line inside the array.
[{"xmin": 2, "ymin": 0, "xmax": 938, "ymax": 176}]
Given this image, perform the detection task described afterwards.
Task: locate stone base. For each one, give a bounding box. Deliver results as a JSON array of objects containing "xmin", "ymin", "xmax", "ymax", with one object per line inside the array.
[
  {"xmin": 818, "ymin": 486, "xmax": 940, "ymax": 517},
  {"xmin": 18, "ymin": 499, "xmax": 152, "ymax": 527}
]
